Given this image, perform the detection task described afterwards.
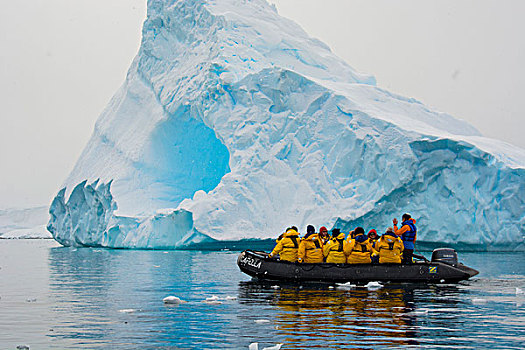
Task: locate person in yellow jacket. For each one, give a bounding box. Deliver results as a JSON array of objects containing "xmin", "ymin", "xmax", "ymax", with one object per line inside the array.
[
  {"xmin": 269, "ymin": 228, "xmax": 300, "ymax": 262},
  {"xmin": 323, "ymin": 228, "xmax": 348, "ymax": 263},
  {"xmin": 345, "ymin": 227, "xmax": 377, "ymax": 264},
  {"xmin": 374, "ymin": 227, "xmax": 404, "ymax": 264},
  {"xmin": 318, "ymin": 226, "xmax": 330, "ymax": 245},
  {"xmin": 298, "ymin": 225, "xmax": 324, "ymax": 263}
]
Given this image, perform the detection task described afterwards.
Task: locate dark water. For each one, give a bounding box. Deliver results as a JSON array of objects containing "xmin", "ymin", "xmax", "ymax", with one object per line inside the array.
[{"xmin": 0, "ymin": 240, "xmax": 524, "ymax": 349}]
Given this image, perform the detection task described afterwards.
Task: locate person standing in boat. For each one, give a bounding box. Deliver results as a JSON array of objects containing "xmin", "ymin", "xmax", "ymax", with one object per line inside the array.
[
  {"xmin": 345, "ymin": 227, "xmax": 377, "ymax": 264},
  {"xmin": 269, "ymin": 227, "xmax": 300, "ymax": 262},
  {"xmin": 374, "ymin": 227, "xmax": 404, "ymax": 264},
  {"xmin": 298, "ymin": 225, "xmax": 324, "ymax": 263},
  {"xmin": 393, "ymin": 214, "xmax": 417, "ymax": 264},
  {"xmin": 323, "ymin": 228, "xmax": 348, "ymax": 263}
]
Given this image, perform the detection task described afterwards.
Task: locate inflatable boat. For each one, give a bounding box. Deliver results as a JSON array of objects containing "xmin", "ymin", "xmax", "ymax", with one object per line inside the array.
[{"xmin": 237, "ymin": 248, "xmax": 479, "ymax": 284}]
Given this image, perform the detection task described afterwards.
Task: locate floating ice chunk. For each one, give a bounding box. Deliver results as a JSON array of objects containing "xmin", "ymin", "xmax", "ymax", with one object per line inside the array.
[
  {"xmin": 248, "ymin": 343, "xmax": 283, "ymax": 350},
  {"xmin": 336, "ymin": 282, "xmax": 356, "ymax": 290},
  {"xmin": 328, "ymin": 286, "xmax": 334, "ymax": 289},
  {"xmin": 118, "ymin": 309, "xmax": 137, "ymax": 313},
  {"xmin": 204, "ymin": 300, "xmax": 222, "ymax": 305},
  {"xmin": 365, "ymin": 281, "xmax": 383, "ymax": 289},
  {"xmin": 163, "ymin": 296, "xmax": 185, "ymax": 304},
  {"xmin": 206, "ymin": 295, "xmax": 219, "ymax": 301},
  {"xmin": 254, "ymin": 319, "xmax": 271, "ymax": 324},
  {"xmin": 225, "ymin": 296, "xmax": 237, "ymax": 300},
  {"xmin": 472, "ymin": 298, "xmax": 488, "ymax": 304},
  {"xmin": 516, "ymin": 287, "xmax": 524, "ymax": 295},
  {"xmin": 271, "ymin": 285, "xmax": 280, "ymax": 290},
  {"xmin": 263, "ymin": 344, "xmax": 283, "ymax": 350},
  {"xmin": 153, "ymin": 265, "xmax": 160, "ymax": 268}
]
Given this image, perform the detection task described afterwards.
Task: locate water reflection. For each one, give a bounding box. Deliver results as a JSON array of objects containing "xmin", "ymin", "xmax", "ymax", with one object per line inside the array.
[
  {"xmin": 237, "ymin": 281, "xmax": 476, "ymax": 349},
  {"xmin": 47, "ymin": 247, "xmax": 200, "ymax": 349},
  {"xmin": 37, "ymin": 245, "xmax": 524, "ymax": 349}
]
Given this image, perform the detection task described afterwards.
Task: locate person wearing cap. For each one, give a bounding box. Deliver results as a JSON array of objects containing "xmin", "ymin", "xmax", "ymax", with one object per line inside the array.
[
  {"xmin": 367, "ymin": 229, "xmax": 379, "ymax": 248},
  {"xmin": 323, "ymin": 228, "xmax": 348, "ymax": 263},
  {"xmin": 298, "ymin": 225, "xmax": 324, "ymax": 263},
  {"xmin": 393, "ymin": 213, "xmax": 417, "ymax": 264},
  {"xmin": 374, "ymin": 227, "xmax": 404, "ymax": 264},
  {"xmin": 318, "ymin": 226, "xmax": 330, "ymax": 244},
  {"xmin": 269, "ymin": 227, "xmax": 300, "ymax": 262},
  {"xmin": 345, "ymin": 227, "xmax": 377, "ymax": 264},
  {"xmin": 367, "ymin": 229, "xmax": 380, "ymax": 263}
]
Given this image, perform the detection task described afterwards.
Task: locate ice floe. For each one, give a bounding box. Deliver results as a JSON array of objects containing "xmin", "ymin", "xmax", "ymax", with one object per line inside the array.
[
  {"xmin": 254, "ymin": 319, "xmax": 271, "ymax": 324},
  {"xmin": 163, "ymin": 296, "xmax": 186, "ymax": 304},
  {"xmin": 249, "ymin": 343, "xmax": 283, "ymax": 350},
  {"xmin": 118, "ymin": 309, "xmax": 137, "ymax": 313},
  {"xmin": 336, "ymin": 282, "xmax": 356, "ymax": 290},
  {"xmin": 365, "ymin": 281, "xmax": 383, "ymax": 289}
]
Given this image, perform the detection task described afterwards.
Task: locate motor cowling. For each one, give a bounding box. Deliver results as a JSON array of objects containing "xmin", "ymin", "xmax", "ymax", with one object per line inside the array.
[{"xmin": 431, "ymin": 248, "xmax": 458, "ymax": 267}]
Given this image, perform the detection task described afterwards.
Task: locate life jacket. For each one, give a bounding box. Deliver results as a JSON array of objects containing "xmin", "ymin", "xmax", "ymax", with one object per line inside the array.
[
  {"xmin": 401, "ymin": 219, "xmax": 417, "ymax": 249},
  {"xmin": 368, "ymin": 237, "xmax": 379, "ymax": 248}
]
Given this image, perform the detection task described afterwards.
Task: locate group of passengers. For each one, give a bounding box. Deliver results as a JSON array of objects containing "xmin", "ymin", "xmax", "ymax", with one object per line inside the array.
[{"xmin": 269, "ymin": 214, "xmax": 417, "ymax": 265}]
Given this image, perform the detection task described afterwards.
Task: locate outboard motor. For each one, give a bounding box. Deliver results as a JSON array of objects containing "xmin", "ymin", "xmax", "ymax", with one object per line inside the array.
[{"xmin": 431, "ymin": 248, "xmax": 458, "ymax": 267}]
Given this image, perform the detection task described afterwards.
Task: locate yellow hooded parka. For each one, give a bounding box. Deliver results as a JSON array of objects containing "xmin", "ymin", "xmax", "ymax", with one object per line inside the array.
[
  {"xmin": 345, "ymin": 234, "xmax": 377, "ymax": 264},
  {"xmin": 323, "ymin": 232, "xmax": 348, "ymax": 263},
  {"xmin": 298, "ymin": 233, "xmax": 324, "ymax": 263},
  {"xmin": 375, "ymin": 233, "xmax": 404, "ymax": 264},
  {"xmin": 270, "ymin": 229, "xmax": 300, "ymax": 262}
]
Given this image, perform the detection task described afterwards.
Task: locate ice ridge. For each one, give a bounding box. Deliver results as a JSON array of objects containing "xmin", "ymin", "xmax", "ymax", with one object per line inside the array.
[{"xmin": 48, "ymin": 0, "xmax": 524, "ymax": 251}]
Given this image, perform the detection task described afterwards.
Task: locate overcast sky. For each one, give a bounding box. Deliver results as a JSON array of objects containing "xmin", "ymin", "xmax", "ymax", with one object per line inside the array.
[{"xmin": 1, "ymin": 0, "xmax": 524, "ymax": 209}]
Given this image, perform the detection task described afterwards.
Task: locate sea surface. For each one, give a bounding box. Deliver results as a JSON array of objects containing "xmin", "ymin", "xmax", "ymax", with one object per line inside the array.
[{"xmin": 0, "ymin": 240, "xmax": 523, "ymax": 349}]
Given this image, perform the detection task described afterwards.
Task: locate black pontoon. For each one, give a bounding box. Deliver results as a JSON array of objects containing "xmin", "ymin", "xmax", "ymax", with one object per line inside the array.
[{"xmin": 237, "ymin": 248, "xmax": 478, "ymax": 284}]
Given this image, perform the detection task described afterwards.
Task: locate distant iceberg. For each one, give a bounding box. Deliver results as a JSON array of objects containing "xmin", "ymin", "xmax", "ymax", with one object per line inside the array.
[
  {"xmin": 0, "ymin": 207, "xmax": 52, "ymax": 239},
  {"xmin": 48, "ymin": 0, "xmax": 524, "ymax": 251}
]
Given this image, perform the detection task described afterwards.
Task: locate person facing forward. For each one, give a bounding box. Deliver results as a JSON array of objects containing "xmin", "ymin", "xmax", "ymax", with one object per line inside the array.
[
  {"xmin": 323, "ymin": 228, "xmax": 348, "ymax": 263},
  {"xmin": 375, "ymin": 227, "xmax": 404, "ymax": 264},
  {"xmin": 367, "ymin": 229, "xmax": 379, "ymax": 248},
  {"xmin": 318, "ymin": 226, "xmax": 330, "ymax": 244},
  {"xmin": 393, "ymin": 214, "xmax": 417, "ymax": 264},
  {"xmin": 298, "ymin": 225, "xmax": 324, "ymax": 263},
  {"xmin": 367, "ymin": 229, "xmax": 380, "ymax": 263},
  {"xmin": 269, "ymin": 227, "xmax": 300, "ymax": 262},
  {"xmin": 345, "ymin": 227, "xmax": 377, "ymax": 264}
]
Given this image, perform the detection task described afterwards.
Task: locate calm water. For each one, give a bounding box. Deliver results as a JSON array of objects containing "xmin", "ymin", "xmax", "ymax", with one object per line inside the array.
[{"xmin": 0, "ymin": 240, "xmax": 524, "ymax": 349}]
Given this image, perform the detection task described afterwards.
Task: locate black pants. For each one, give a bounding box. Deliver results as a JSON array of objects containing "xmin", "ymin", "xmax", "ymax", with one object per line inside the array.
[{"xmin": 402, "ymin": 249, "xmax": 414, "ymax": 264}]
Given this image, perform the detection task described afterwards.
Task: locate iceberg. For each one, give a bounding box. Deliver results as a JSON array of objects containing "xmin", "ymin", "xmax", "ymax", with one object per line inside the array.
[
  {"xmin": 0, "ymin": 207, "xmax": 52, "ymax": 239},
  {"xmin": 48, "ymin": 0, "xmax": 525, "ymax": 251}
]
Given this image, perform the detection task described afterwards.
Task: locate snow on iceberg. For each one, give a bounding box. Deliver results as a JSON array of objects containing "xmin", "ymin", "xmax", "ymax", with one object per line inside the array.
[{"xmin": 48, "ymin": 0, "xmax": 525, "ymax": 250}]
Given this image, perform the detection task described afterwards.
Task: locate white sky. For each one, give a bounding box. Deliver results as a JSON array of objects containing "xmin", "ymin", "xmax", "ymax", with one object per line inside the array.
[{"xmin": 1, "ymin": 0, "xmax": 524, "ymax": 208}]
